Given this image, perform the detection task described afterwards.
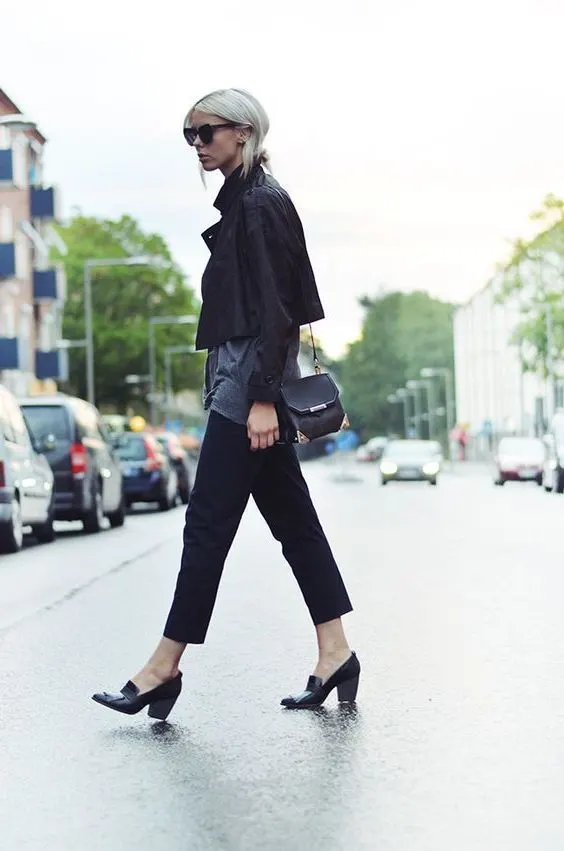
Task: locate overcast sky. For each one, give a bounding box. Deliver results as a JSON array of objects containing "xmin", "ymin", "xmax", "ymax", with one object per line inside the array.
[{"xmin": 3, "ymin": 0, "xmax": 564, "ymax": 356}]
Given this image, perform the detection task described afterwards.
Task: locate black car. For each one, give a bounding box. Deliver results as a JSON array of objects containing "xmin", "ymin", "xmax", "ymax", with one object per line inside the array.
[
  {"xmin": 19, "ymin": 395, "xmax": 126, "ymax": 533},
  {"xmin": 0, "ymin": 384, "xmax": 55, "ymax": 553},
  {"xmin": 154, "ymin": 432, "xmax": 193, "ymax": 504},
  {"xmin": 114, "ymin": 432, "xmax": 178, "ymax": 511}
]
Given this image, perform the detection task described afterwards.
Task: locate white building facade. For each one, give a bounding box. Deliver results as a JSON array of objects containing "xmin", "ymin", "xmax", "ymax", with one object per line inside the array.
[{"xmin": 454, "ymin": 279, "xmax": 549, "ymax": 439}]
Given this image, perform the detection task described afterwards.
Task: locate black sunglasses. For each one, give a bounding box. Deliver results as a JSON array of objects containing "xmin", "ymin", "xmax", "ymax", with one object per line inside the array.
[{"xmin": 183, "ymin": 123, "xmax": 237, "ymax": 146}]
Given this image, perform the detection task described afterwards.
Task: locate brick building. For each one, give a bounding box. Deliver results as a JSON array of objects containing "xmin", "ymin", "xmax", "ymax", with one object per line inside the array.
[{"xmin": 0, "ymin": 87, "xmax": 65, "ymax": 396}]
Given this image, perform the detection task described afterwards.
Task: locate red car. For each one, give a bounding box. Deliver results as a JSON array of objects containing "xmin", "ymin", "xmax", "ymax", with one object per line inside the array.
[{"xmin": 494, "ymin": 436, "xmax": 545, "ymax": 486}]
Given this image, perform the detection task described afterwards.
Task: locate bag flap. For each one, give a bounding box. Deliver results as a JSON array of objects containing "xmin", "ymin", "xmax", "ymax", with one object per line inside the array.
[{"xmin": 280, "ymin": 373, "xmax": 339, "ymax": 415}]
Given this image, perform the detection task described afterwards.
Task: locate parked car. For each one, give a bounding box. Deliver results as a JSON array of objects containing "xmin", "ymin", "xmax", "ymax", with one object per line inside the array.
[
  {"xmin": 0, "ymin": 385, "xmax": 55, "ymax": 553},
  {"xmin": 493, "ymin": 436, "xmax": 545, "ymax": 486},
  {"xmin": 19, "ymin": 395, "xmax": 126, "ymax": 533},
  {"xmin": 380, "ymin": 439, "xmax": 443, "ymax": 486},
  {"xmin": 356, "ymin": 436, "xmax": 388, "ymax": 463},
  {"xmin": 154, "ymin": 432, "xmax": 193, "ymax": 504},
  {"xmin": 114, "ymin": 432, "xmax": 178, "ymax": 511}
]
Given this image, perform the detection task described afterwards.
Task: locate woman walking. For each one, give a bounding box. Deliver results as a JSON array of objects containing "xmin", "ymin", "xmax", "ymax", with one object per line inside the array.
[{"xmin": 93, "ymin": 88, "xmax": 359, "ymax": 719}]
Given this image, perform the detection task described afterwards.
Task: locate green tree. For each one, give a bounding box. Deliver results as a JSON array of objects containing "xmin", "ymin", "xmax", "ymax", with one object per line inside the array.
[
  {"xmin": 338, "ymin": 291, "xmax": 455, "ymax": 437},
  {"xmin": 496, "ymin": 194, "xmax": 564, "ymax": 377},
  {"xmin": 54, "ymin": 214, "xmax": 204, "ymax": 413}
]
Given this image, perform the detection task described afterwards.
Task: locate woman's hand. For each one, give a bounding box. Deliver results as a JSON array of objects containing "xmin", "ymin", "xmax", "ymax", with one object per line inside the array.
[{"xmin": 247, "ymin": 402, "xmax": 280, "ymax": 451}]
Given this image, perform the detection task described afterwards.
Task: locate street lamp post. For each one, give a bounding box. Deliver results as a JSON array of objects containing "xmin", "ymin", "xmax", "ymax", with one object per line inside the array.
[
  {"xmin": 164, "ymin": 345, "xmax": 196, "ymax": 408},
  {"xmin": 387, "ymin": 394, "xmax": 404, "ymax": 437},
  {"xmin": 148, "ymin": 316, "xmax": 197, "ymax": 426},
  {"xmin": 84, "ymin": 255, "xmax": 156, "ymax": 406},
  {"xmin": 395, "ymin": 388, "xmax": 410, "ymax": 437},
  {"xmin": 407, "ymin": 379, "xmax": 428, "ymax": 439},
  {"xmin": 421, "ymin": 367, "xmax": 455, "ymax": 459},
  {"xmin": 423, "ymin": 379, "xmax": 435, "ymax": 440}
]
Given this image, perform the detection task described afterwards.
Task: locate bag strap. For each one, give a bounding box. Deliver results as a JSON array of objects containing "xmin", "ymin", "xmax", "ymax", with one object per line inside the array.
[{"xmin": 308, "ymin": 323, "xmax": 321, "ymax": 374}]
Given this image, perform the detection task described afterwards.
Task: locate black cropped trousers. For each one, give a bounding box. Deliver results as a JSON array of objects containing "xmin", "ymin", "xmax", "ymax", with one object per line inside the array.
[{"xmin": 163, "ymin": 411, "xmax": 353, "ymax": 644}]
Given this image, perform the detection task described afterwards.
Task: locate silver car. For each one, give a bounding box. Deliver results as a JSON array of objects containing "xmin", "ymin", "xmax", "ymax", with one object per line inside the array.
[
  {"xmin": 0, "ymin": 384, "xmax": 55, "ymax": 553},
  {"xmin": 380, "ymin": 439, "xmax": 443, "ymax": 486}
]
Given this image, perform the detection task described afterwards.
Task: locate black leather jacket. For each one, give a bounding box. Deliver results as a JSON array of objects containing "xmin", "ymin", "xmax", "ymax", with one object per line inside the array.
[{"xmin": 195, "ymin": 164, "xmax": 325, "ymax": 402}]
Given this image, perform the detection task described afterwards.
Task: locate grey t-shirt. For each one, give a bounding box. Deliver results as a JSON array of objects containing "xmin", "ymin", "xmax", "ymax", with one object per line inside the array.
[{"xmin": 203, "ymin": 328, "xmax": 301, "ymax": 425}]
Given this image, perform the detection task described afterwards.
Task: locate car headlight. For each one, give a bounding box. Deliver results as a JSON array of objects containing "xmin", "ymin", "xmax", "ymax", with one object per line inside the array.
[
  {"xmin": 422, "ymin": 461, "xmax": 440, "ymax": 475},
  {"xmin": 380, "ymin": 461, "xmax": 398, "ymax": 475}
]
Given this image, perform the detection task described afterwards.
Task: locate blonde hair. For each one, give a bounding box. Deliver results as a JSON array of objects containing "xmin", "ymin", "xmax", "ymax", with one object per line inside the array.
[{"xmin": 185, "ymin": 88, "xmax": 270, "ymax": 177}]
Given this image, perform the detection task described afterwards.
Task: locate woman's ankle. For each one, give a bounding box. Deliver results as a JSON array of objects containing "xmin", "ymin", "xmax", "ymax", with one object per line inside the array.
[{"xmin": 318, "ymin": 645, "xmax": 351, "ymax": 662}]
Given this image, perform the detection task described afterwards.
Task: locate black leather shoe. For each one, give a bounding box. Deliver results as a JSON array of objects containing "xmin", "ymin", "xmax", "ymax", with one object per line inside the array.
[
  {"xmin": 92, "ymin": 673, "xmax": 182, "ymax": 720},
  {"xmin": 281, "ymin": 652, "xmax": 360, "ymax": 709}
]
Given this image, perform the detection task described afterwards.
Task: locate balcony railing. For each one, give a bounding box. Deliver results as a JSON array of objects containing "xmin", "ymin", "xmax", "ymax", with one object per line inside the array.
[
  {"xmin": 30, "ymin": 186, "xmax": 56, "ymax": 219},
  {"xmin": 0, "ymin": 243, "xmax": 16, "ymax": 279},
  {"xmin": 35, "ymin": 350, "xmax": 61, "ymax": 380},
  {"xmin": 0, "ymin": 150, "xmax": 13, "ymax": 183},
  {"xmin": 0, "ymin": 337, "xmax": 19, "ymax": 370}
]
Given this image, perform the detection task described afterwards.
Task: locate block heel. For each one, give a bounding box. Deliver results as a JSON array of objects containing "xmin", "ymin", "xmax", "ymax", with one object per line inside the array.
[
  {"xmin": 337, "ymin": 674, "xmax": 359, "ymax": 703},
  {"xmin": 148, "ymin": 695, "xmax": 179, "ymax": 720}
]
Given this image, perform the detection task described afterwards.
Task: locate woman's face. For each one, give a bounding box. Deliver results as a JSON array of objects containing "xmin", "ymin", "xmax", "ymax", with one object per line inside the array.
[{"xmin": 187, "ymin": 109, "xmax": 246, "ymax": 176}]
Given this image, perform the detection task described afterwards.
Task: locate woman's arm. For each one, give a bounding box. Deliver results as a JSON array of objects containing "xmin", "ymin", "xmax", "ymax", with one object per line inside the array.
[{"xmin": 242, "ymin": 188, "xmax": 298, "ymax": 404}]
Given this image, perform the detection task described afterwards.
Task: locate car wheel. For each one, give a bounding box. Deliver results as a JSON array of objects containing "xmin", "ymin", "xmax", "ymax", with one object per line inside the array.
[
  {"xmin": 429, "ymin": 478, "xmax": 438, "ymax": 486},
  {"xmin": 159, "ymin": 490, "xmax": 172, "ymax": 511},
  {"xmin": 494, "ymin": 479, "xmax": 505, "ymax": 486},
  {"xmin": 0, "ymin": 497, "xmax": 24, "ymax": 554},
  {"xmin": 107, "ymin": 494, "xmax": 126, "ymax": 528},
  {"xmin": 83, "ymin": 483, "xmax": 104, "ymax": 533},
  {"xmin": 33, "ymin": 499, "xmax": 56, "ymax": 544},
  {"xmin": 380, "ymin": 479, "xmax": 388, "ymax": 486}
]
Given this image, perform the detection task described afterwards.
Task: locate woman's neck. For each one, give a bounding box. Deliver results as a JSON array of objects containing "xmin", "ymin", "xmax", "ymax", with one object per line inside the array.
[{"xmin": 220, "ymin": 154, "xmax": 245, "ymax": 178}]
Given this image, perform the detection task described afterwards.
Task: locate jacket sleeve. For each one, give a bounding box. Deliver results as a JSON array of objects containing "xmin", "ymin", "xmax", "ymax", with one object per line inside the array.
[{"xmin": 242, "ymin": 189, "xmax": 297, "ymax": 403}]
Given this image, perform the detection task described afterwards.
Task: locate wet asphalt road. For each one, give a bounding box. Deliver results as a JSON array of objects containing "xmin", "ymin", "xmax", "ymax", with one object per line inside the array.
[{"xmin": 1, "ymin": 457, "xmax": 564, "ymax": 850}]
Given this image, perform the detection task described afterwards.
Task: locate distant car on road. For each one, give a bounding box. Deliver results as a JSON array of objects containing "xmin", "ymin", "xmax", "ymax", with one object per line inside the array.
[
  {"xmin": 154, "ymin": 432, "xmax": 193, "ymax": 505},
  {"xmin": 380, "ymin": 439, "xmax": 443, "ymax": 486},
  {"xmin": 114, "ymin": 432, "xmax": 178, "ymax": 511},
  {"xmin": 0, "ymin": 385, "xmax": 55, "ymax": 553},
  {"xmin": 19, "ymin": 395, "xmax": 126, "ymax": 533},
  {"xmin": 493, "ymin": 436, "xmax": 545, "ymax": 486},
  {"xmin": 356, "ymin": 436, "xmax": 388, "ymax": 463}
]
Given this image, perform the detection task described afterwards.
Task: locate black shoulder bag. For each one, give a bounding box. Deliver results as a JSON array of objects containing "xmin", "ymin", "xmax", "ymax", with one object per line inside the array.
[{"xmin": 279, "ymin": 327, "xmax": 350, "ymax": 444}]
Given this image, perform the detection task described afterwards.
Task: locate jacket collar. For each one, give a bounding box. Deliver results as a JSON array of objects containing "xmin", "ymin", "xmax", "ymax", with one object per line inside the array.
[{"xmin": 213, "ymin": 163, "xmax": 262, "ymax": 215}]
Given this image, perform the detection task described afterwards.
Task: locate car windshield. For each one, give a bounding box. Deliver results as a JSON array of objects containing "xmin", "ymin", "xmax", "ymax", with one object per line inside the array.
[
  {"xmin": 385, "ymin": 441, "xmax": 439, "ymax": 459},
  {"xmin": 499, "ymin": 438, "xmax": 543, "ymax": 456},
  {"xmin": 21, "ymin": 406, "xmax": 71, "ymax": 441},
  {"xmin": 115, "ymin": 435, "xmax": 147, "ymax": 462}
]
